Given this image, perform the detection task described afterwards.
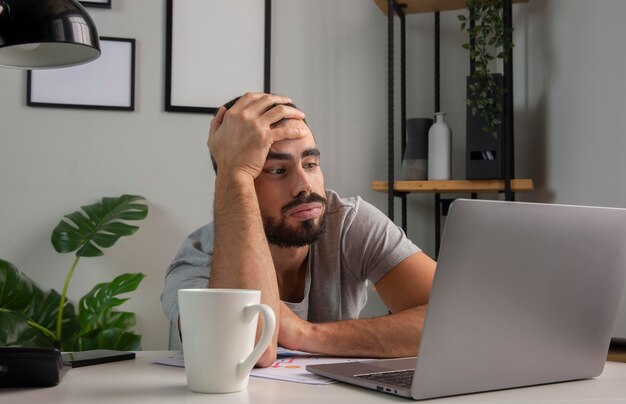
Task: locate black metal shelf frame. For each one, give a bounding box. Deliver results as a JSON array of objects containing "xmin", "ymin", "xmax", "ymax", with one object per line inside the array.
[{"xmin": 384, "ymin": 0, "xmax": 516, "ymax": 255}]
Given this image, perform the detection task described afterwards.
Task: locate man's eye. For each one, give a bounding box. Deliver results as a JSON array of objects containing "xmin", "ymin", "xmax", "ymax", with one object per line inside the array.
[
  {"xmin": 266, "ymin": 168, "xmax": 286, "ymax": 175},
  {"xmin": 304, "ymin": 162, "xmax": 320, "ymax": 170}
]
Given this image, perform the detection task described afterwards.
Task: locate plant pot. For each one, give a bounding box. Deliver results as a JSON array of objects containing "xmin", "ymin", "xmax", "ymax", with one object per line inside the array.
[
  {"xmin": 465, "ymin": 73, "xmax": 504, "ymax": 180},
  {"xmin": 401, "ymin": 118, "xmax": 432, "ymax": 180}
]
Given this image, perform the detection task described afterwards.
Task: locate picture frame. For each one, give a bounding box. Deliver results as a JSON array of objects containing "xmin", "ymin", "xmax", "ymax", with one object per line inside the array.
[
  {"xmin": 27, "ymin": 37, "xmax": 136, "ymax": 111},
  {"xmin": 79, "ymin": 0, "xmax": 112, "ymax": 8},
  {"xmin": 165, "ymin": 0, "xmax": 271, "ymax": 114}
]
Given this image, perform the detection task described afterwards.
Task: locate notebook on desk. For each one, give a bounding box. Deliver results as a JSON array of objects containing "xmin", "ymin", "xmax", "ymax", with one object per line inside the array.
[{"xmin": 307, "ymin": 199, "xmax": 626, "ymax": 400}]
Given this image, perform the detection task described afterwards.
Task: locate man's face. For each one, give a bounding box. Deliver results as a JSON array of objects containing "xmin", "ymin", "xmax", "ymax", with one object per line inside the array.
[{"xmin": 254, "ymin": 119, "xmax": 327, "ymax": 248}]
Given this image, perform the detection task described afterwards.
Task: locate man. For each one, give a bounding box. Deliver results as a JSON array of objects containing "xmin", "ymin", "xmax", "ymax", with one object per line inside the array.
[{"xmin": 161, "ymin": 93, "xmax": 436, "ymax": 367}]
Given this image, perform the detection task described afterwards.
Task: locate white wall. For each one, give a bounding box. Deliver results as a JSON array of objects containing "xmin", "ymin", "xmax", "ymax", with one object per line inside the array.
[
  {"xmin": 2, "ymin": 0, "xmax": 626, "ymax": 349},
  {"xmin": 0, "ymin": 0, "xmax": 395, "ymax": 349},
  {"xmin": 524, "ymin": 0, "xmax": 626, "ymax": 337},
  {"xmin": 525, "ymin": 0, "xmax": 626, "ymax": 206},
  {"xmin": 0, "ymin": 1, "xmax": 213, "ymax": 350}
]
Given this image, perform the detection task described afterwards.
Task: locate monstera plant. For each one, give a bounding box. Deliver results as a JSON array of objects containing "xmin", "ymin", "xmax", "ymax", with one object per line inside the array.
[{"xmin": 0, "ymin": 194, "xmax": 148, "ymax": 351}]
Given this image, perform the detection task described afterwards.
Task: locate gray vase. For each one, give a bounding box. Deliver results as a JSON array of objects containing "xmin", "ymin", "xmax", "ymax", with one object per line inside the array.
[{"xmin": 402, "ymin": 118, "xmax": 433, "ymax": 180}]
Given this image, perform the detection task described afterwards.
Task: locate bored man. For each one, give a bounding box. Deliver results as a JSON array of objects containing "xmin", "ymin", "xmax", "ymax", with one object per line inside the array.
[{"xmin": 161, "ymin": 93, "xmax": 436, "ymax": 367}]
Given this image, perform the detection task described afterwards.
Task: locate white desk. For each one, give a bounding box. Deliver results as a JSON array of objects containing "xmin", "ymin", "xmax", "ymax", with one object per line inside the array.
[{"xmin": 3, "ymin": 351, "xmax": 626, "ymax": 403}]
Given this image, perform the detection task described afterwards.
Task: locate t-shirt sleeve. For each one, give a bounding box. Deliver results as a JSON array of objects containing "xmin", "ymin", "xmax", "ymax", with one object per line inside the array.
[
  {"xmin": 160, "ymin": 224, "xmax": 214, "ymax": 329},
  {"xmin": 342, "ymin": 197, "xmax": 421, "ymax": 284}
]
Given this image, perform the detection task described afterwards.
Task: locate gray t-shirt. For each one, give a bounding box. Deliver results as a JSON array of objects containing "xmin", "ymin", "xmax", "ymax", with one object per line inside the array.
[{"xmin": 160, "ymin": 190, "xmax": 420, "ymax": 329}]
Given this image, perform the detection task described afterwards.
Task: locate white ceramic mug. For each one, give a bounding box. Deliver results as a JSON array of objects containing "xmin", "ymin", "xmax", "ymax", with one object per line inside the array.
[{"xmin": 178, "ymin": 289, "xmax": 276, "ymax": 393}]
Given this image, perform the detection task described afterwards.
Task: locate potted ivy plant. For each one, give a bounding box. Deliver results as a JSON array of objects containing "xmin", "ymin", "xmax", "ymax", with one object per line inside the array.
[
  {"xmin": 0, "ymin": 194, "xmax": 148, "ymax": 351},
  {"xmin": 459, "ymin": 0, "xmax": 514, "ymax": 179},
  {"xmin": 459, "ymin": 0, "xmax": 513, "ymax": 137}
]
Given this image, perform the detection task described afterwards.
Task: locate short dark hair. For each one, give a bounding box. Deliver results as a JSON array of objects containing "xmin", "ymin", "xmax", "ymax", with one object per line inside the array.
[{"xmin": 210, "ymin": 96, "xmax": 307, "ymax": 173}]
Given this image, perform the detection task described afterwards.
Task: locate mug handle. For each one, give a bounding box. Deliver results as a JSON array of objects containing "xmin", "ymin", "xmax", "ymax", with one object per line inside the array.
[{"xmin": 237, "ymin": 303, "xmax": 276, "ymax": 377}]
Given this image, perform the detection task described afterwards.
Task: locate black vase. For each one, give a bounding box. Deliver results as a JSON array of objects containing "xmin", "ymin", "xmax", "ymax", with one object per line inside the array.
[
  {"xmin": 465, "ymin": 73, "xmax": 504, "ymax": 180},
  {"xmin": 402, "ymin": 118, "xmax": 433, "ymax": 180}
]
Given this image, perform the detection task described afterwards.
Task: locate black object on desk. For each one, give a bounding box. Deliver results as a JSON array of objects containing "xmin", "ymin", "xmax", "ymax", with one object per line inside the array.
[
  {"xmin": 0, "ymin": 347, "xmax": 136, "ymax": 387},
  {"xmin": 62, "ymin": 349, "xmax": 135, "ymax": 368},
  {"xmin": 0, "ymin": 347, "xmax": 69, "ymax": 387}
]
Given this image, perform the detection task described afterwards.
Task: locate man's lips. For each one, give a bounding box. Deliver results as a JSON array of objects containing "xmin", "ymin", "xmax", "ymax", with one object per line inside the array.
[{"xmin": 286, "ymin": 203, "xmax": 323, "ymax": 220}]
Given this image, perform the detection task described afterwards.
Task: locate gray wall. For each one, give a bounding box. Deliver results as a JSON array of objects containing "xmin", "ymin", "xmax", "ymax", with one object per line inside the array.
[
  {"xmin": 524, "ymin": 0, "xmax": 626, "ymax": 337},
  {"xmin": 1, "ymin": 0, "xmax": 626, "ymax": 349}
]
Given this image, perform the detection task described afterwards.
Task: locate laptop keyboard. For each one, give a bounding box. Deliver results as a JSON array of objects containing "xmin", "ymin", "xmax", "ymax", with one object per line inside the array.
[{"xmin": 356, "ymin": 369, "xmax": 414, "ymax": 389}]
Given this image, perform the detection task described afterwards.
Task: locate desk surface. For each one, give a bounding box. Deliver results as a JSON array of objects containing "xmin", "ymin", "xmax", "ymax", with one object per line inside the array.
[{"xmin": 3, "ymin": 351, "xmax": 626, "ymax": 403}]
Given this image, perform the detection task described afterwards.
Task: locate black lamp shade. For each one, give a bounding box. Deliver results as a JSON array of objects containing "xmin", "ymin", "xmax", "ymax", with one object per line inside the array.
[{"xmin": 0, "ymin": 0, "xmax": 100, "ymax": 69}]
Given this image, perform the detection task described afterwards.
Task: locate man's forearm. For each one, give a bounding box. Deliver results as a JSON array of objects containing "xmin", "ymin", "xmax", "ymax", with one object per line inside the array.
[
  {"xmin": 210, "ymin": 175, "xmax": 275, "ymax": 288},
  {"xmin": 210, "ymin": 174, "xmax": 281, "ymax": 364},
  {"xmin": 294, "ymin": 305, "xmax": 428, "ymax": 358}
]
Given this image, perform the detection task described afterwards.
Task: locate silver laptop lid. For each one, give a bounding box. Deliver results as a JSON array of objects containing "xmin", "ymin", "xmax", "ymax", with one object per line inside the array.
[{"xmin": 412, "ymin": 199, "xmax": 626, "ymax": 400}]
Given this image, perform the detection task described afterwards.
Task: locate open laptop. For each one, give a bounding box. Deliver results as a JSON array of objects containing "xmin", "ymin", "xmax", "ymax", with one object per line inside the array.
[{"xmin": 307, "ymin": 199, "xmax": 626, "ymax": 400}]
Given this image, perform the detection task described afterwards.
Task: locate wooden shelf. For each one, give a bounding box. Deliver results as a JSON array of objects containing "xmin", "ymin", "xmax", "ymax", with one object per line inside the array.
[
  {"xmin": 373, "ymin": 0, "xmax": 528, "ymax": 15},
  {"xmin": 372, "ymin": 179, "xmax": 534, "ymax": 193}
]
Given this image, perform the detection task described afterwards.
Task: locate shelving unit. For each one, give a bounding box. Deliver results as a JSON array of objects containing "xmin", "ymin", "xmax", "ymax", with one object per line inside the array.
[
  {"xmin": 372, "ymin": 0, "xmax": 532, "ymax": 256},
  {"xmin": 371, "ymin": 179, "xmax": 534, "ymax": 194}
]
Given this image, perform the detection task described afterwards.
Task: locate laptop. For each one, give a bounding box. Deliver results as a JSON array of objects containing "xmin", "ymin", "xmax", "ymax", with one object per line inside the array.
[{"xmin": 307, "ymin": 199, "xmax": 626, "ymax": 400}]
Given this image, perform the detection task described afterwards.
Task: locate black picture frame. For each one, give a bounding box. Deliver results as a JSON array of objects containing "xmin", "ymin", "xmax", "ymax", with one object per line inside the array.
[
  {"xmin": 165, "ymin": 0, "xmax": 271, "ymax": 114},
  {"xmin": 79, "ymin": 0, "xmax": 112, "ymax": 8},
  {"xmin": 27, "ymin": 37, "xmax": 136, "ymax": 111}
]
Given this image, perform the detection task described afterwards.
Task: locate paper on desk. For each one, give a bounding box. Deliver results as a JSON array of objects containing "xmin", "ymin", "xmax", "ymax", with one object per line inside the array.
[
  {"xmin": 152, "ymin": 348, "xmax": 369, "ymax": 385},
  {"xmin": 253, "ymin": 350, "xmax": 368, "ymax": 385}
]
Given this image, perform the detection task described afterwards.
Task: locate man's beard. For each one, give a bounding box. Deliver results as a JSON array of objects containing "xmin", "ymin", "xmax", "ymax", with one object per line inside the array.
[{"xmin": 263, "ymin": 192, "xmax": 328, "ymax": 248}]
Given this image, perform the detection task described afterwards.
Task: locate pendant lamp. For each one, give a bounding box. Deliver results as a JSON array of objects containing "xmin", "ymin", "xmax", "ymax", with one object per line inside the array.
[{"xmin": 0, "ymin": 0, "xmax": 100, "ymax": 69}]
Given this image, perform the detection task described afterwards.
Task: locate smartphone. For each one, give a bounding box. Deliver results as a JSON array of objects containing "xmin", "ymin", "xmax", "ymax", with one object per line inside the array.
[{"xmin": 61, "ymin": 349, "xmax": 135, "ymax": 368}]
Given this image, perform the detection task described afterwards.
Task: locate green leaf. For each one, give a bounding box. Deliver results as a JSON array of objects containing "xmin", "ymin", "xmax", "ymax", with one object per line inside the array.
[
  {"xmin": 460, "ymin": 0, "xmax": 512, "ymax": 139},
  {"xmin": 105, "ymin": 311, "xmax": 137, "ymax": 330},
  {"xmin": 108, "ymin": 272, "xmax": 145, "ymax": 296},
  {"xmin": 76, "ymin": 242, "xmax": 105, "ymax": 257},
  {"xmin": 0, "ymin": 259, "xmax": 34, "ymax": 310},
  {"xmin": 27, "ymin": 288, "xmax": 78, "ymax": 343},
  {"xmin": 50, "ymin": 221, "xmax": 85, "ymax": 252},
  {"xmin": 89, "ymin": 232, "xmax": 122, "ymax": 249},
  {"xmin": 51, "ymin": 195, "xmax": 148, "ymax": 257},
  {"xmin": 113, "ymin": 205, "xmax": 149, "ymax": 221},
  {"xmin": 99, "ymin": 329, "xmax": 142, "ymax": 351},
  {"xmin": 112, "ymin": 331, "xmax": 142, "ymax": 351},
  {"xmin": 4, "ymin": 195, "xmax": 147, "ymax": 351},
  {"xmin": 0, "ymin": 309, "xmax": 54, "ymax": 347},
  {"xmin": 99, "ymin": 222, "xmax": 139, "ymax": 236},
  {"xmin": 77, "ymin": 328, "xmax": 141, "ymax": 351},
  {"xmin": 0, "ymin": 261, "xmax": 76, "ymax": 347},
  {"xmin": 65, "ymin": 211, "xmax": 96, "ymax": 233},
  {"xmin": 78, "ymin": 273, "xmax": 145, "ymax": 334}
]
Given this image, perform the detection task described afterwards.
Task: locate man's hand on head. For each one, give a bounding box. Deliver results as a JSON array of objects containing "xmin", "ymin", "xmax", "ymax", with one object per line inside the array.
[{"xmin": 207, "ymin": 93, "xmax": 307, "ymax": 182}]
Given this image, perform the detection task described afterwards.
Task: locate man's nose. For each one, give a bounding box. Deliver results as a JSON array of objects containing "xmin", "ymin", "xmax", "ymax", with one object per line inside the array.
[{"xmin": 291, "ymin": 166, "xmax": 313, "ymax": 197}]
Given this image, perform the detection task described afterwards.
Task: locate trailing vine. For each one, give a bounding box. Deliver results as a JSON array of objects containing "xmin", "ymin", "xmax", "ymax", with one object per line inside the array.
[{"xmin": 459, "ymin": 0, "xmax": 514, "ymax": 138}]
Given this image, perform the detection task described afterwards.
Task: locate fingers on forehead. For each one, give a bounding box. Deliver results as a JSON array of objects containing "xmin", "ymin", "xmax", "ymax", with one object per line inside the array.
[
  {"xmin": 222, "ymin": 93, "xmax": 304, "ymax": 128},
  {"xmin": 234, "ymin": 93, "xmax": 292, "ymax": 110},
  {"xmin": 263, "ymin": 104, "xmax": 305, "ymax": 125},
  {"xmin": 209, "ymin": 106, "xmax": 226, "ymax": 132}
]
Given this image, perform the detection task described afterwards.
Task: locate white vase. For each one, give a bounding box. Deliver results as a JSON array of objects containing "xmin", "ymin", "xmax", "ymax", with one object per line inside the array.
[{"xmin": 427, "ymin": 112, "xmax": 451, "ymax": 180}]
